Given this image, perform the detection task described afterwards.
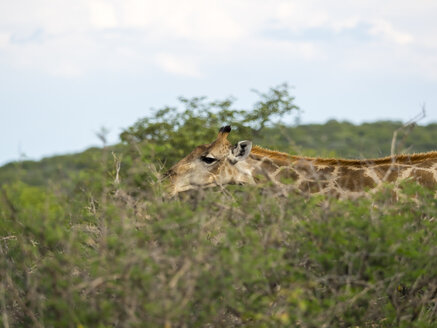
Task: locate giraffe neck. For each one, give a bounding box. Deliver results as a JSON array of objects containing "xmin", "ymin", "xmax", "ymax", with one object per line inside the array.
[{"xmin": 246, "ymin": 146, "xmax": 437, "ymax": 197}]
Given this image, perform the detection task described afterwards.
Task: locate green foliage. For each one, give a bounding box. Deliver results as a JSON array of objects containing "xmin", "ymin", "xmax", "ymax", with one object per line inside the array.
[
  {"xmin": 1, "ymin": 175, "xmax": 436, "ymax": 327},
  {"xmin": 120, "ymin": 83, "xmax": 299, "ymax": 166}
]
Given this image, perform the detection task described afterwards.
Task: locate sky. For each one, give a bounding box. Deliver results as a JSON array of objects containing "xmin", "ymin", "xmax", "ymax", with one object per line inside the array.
[{"xmin": 1, "ymin": 0, "xmax": 437, "ymax": 165}]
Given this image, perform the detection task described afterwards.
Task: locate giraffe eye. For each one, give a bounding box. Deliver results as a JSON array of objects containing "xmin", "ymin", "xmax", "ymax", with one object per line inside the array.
[{"xmin": 201, "ymin": 156, "xmax": 217, "ymax": 164}]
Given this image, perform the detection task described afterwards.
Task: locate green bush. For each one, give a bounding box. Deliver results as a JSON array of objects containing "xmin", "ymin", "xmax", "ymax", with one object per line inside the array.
[{"xmin": 1, "ymin": 172, "xmax": 436, "ymax": 327}]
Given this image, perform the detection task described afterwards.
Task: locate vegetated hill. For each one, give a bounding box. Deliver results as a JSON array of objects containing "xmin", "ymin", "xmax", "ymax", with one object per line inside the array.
[
  {"xmin": 256, "ymin": 120, "xmax": 437, "ymax": 158},
  {"xmin": 0, "ymin": 147, "xmax": 103, "ymax": 187},
  {"xmin": 1, "ymin": 120, "xmax": 436, "ymax": 188}
]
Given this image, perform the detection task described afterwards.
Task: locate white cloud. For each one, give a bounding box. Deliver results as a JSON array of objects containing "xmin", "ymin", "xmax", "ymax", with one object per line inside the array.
[
  {"xmin": 117, "ymin": 0, "xmax": 246, "ymax": 46},
  {"xmin": 51, "ymin": 63, "xmax": 84, "ymax": 78},
  {"xmin": 0, "ymin": 0, "xmax": 436, "ymax": 79},
  {"xmin": 369, "ymin": 20, "xmax": 413, "ymax": 45},
  {"xmin": 273, "ymin": 1, "xmax": 329, "ymax": 31},
  {"xmin": 156, "ymin": 53, "xmax": 203, "ymax": 78},
  {"xmin": 0, "ymin": 33, "xmax": 9, "ymax": 48},
  {"xmin": 88, "ymin": 1, "xmax": 118, "ymax": 29}
]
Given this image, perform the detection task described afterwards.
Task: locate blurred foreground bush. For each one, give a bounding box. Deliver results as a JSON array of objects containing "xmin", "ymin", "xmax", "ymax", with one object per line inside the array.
[{"xmin": 1, "ymin": 171, "xmax": 436, "ymax": 327}]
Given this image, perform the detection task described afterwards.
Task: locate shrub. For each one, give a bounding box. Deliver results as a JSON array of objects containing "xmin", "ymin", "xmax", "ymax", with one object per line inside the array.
[{"xmin": 1, "ymin": 171, "xmax": 436, "ymax": 327}]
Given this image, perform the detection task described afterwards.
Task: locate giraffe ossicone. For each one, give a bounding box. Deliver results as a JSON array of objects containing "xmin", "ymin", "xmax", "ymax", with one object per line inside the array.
[{"xmin": 166, "ymin": 126, "xmax": 437, "ymax": 197}]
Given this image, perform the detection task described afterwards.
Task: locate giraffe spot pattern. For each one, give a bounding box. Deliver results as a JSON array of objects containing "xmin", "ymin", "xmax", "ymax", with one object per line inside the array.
[
  {"xmin": 293, "ymin": 160, "xmax": 319, "ymax": 179},
  {"xmin": 260, "ymin": 157, "xmax": 279, "ymax": 172},
  {"xmin": 408, "ymin": 169, "xmax": 436, "ymax": 188},
  {"xmin": 275, "ymin": 167, "xmax": 299, "ymax": 183},
  {"xmin": 417, "ymin": 158, "xmax": 437, "ymax": 168},
  {"xmin": 337, "ymin": 167, "xmax": 376, "ymax": 191},
  {"xmin": 373, "ymin": 164, "xmax": 402, "ymax": 182},
  {"xmin": 299, "ymin": 180, "xmax": 330, "ymax": 193}
]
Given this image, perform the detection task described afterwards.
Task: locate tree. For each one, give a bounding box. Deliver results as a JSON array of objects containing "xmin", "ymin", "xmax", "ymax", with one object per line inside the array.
[{"xmin": 120, "ymin": 83, "xmax": 299, "ymax": 166}]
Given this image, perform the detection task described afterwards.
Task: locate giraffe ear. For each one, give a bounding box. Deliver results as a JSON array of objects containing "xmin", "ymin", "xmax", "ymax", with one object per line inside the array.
[{"xmin": 232, "ymin": 140, "xmax": 252, "ymax": 162}]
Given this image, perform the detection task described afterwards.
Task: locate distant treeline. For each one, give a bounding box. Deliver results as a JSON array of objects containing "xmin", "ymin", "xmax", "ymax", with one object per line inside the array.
[
  {"xmin": 1, "ymin": 120, "xmax": 436, "ymax": 188},
  {"xmin": 256, "ymin": 120, "xmax": 437, "ymax": 158}
]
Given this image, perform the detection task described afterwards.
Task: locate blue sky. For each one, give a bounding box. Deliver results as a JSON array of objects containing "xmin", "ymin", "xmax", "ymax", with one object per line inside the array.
[{"xmin": 1, "ymin": 0, "xmax": 437, "ymax": 165}]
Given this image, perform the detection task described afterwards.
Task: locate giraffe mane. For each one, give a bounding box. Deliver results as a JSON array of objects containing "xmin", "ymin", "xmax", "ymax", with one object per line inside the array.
[
  {"xmin": 250, "ymin": 146, "xmax": 292, "ymax": 163},
  {"xmin": 251, "ymin": 146, "xmax": 437, "ymax": 166}
]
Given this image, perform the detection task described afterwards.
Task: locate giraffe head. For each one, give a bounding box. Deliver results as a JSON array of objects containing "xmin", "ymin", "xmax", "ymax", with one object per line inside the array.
[{"xmin": 165, "ymin": 126, "xmax": 253, "ymax": 196}]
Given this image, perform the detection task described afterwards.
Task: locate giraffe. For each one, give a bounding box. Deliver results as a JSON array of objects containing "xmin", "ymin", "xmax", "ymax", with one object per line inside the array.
[{"xmin": 166, "ymin": 126, "xmax": 437, "ymax": 198}]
